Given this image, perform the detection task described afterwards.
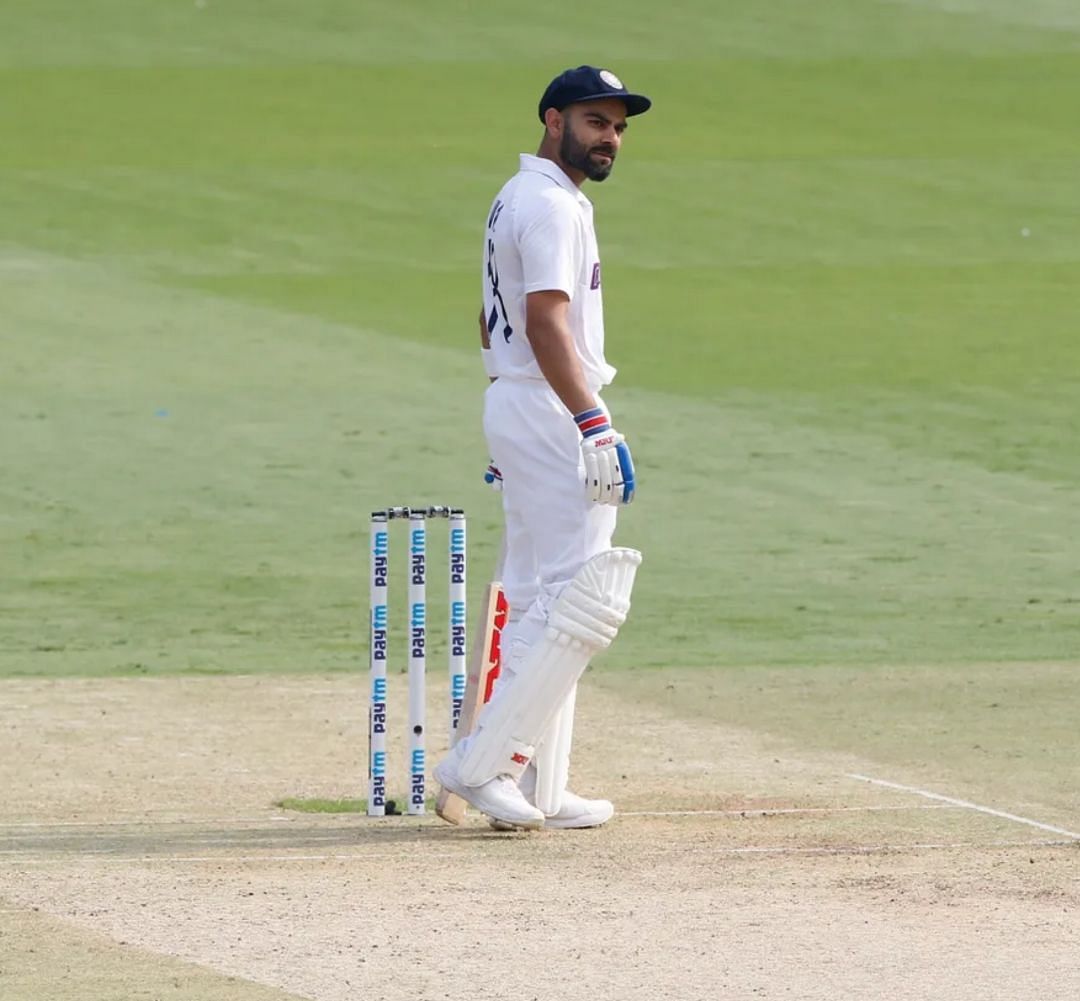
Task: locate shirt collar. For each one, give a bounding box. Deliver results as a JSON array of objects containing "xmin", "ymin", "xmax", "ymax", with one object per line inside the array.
[{"xmin": 519, "ymin": 154, "xmax": 591, "ymax": 206}]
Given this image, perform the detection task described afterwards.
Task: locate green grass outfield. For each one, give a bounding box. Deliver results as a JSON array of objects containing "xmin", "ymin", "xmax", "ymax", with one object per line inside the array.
[{"xmin": 2, "ymin": 0, "xmax": 1078, "ymax": 699}]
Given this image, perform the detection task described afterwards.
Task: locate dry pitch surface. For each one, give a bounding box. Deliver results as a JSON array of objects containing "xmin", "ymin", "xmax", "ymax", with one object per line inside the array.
[{"xmin": 1, "ymin": 674, "xmax": 1078, "ymax": 1000}]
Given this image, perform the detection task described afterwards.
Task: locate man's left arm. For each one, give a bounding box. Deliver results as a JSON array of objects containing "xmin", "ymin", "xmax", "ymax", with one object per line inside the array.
[{"xmin": 478, "ymin": 307, "xmax": 502, "ymax": 489}]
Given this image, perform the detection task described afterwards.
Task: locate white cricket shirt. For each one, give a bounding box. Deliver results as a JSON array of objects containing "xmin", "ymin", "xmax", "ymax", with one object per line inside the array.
[{"xmin": 481, "ymin": 154, "xmax": 616, "ymax": 390}]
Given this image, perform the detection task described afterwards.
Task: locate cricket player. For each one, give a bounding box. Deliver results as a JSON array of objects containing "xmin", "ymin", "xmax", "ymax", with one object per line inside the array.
[{"xmin": 434, "ymin": 66, "xmax": 650, "ymax": 830}]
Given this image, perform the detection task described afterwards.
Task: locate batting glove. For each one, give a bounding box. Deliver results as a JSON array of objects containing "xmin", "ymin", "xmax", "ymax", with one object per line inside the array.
[
  {"xmin": 484, "ymin": 460, "xmax": 504, "ymax": 492},
  {"xmin": 574, "ymin": 407, "xmax": 636, "ymax": 506}
]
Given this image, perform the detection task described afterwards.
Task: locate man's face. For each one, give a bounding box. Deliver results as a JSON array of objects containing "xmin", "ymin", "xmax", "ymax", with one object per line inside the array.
[{"xmin": 558, "ymin": 99, "xmax": 628, "ymax": 182}]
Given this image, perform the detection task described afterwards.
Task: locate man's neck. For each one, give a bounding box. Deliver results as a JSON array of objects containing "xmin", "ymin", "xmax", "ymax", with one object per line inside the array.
[{"xmin": 536, "ymin": 144, "xmax": 585, "ymax": 188}]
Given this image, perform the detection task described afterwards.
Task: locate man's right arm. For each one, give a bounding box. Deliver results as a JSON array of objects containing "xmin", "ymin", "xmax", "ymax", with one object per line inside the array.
[
  {"xmin": 524, "ymin": 290, "xmax": 597, "ymax": 416},
  {"xmin": 515, "ymin": 202, "xmax": 636, "ymax": 504},
  {"xmin": 524, "ymin": 290, "xmax": 636, "ymax": 506}
]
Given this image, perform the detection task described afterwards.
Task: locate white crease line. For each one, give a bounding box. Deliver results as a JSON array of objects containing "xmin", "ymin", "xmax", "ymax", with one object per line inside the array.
[
  {"xmin": 0, "ymin": 833, "xmax": 357, "ymax": 847},
  {"xmin": 847, "ymin": 774, "xmax": 1080, "ymax": 840},
  {"xmin": 0, "ymin": 852, "xmax": 459, "ymax": 866},
  {"xmin": 0, "ymin": 839, "xmax": 1071, "ymax": 867},
  {"xmin": 0, "ymin": 809, "xmax": 959, "ymax": 852},
  {"xmin": 622, "ymin": 805, "xmax": 959, "ymax": 818},
  {"xmin": 708, "ymin": 839, "xmax": 1073, "ymax": 857},
  {"xmin": 0, "ymin": 817, "xmax": 290, "ymax": 830},
  {"xmin": 0, "ymin": 804, "xmax": 954, "ymax": 835}
]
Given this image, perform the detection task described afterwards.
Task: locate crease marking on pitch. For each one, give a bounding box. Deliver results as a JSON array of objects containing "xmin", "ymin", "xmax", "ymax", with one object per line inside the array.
[
  {"xmin": 0, "ymin": 803, "xmax": 957, "ymax": 834},
  {"xmin": 0, "ymin": 837, "xmax": 1071, "ymax": 868},
  {"xmin": 621, "ymin": 804, "xmax": 958, "ymax": 818},
  {"xmin": 846, "ymin": 773, "xmax": 1080, "ymax": 840},
  {"xmin": 0, "ymin": 838, "xmax": 1071, "ymax": 867}
]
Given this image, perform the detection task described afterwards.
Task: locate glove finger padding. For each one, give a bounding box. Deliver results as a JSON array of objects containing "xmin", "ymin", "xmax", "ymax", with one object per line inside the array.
[
  {"xmin": 582, "ymin": 436, "xmax": 621, "ymax": 504},
  {"xmin": 597, "ymin": 446, "xmax": 619, "ymax": 505},
  {"xmin": 583, "ymin": 449, "xmax": 603, "ymax": 503}
]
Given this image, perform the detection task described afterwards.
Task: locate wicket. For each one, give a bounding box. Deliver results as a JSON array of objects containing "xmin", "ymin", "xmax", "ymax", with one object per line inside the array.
[{"xmin": 368, "ymin": 505, "xmax": 467, "ymax": 817}]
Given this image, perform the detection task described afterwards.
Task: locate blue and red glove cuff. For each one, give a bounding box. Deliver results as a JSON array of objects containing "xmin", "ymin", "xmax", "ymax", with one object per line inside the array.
[{"xmin": 574, "ymin": 407, "xmax": 611, "ymax": 439}]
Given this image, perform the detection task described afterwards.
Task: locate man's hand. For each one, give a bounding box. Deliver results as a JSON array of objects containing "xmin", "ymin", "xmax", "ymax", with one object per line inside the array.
[
  {"xmin": 574, "ymin": 408, "xmax": 636, "ymax": 506},
  {"xmin": 484, "ymin": 460, "xmax": 504, "ymax": 492}
]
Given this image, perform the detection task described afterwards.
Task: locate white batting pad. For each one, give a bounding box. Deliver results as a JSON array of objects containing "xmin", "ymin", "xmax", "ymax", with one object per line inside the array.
[
  {"xmin": 457, "ymin": 548, "xmax": 641, "ymax": 787},
  {"xmin": 533, "ymin": 685, "xmax": 577, "ymax": 815}
]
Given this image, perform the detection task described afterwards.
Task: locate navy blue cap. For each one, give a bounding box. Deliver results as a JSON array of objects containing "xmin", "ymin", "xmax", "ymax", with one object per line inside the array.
[{"xmin": 538, "ymin": 65, "xmax": 652, "ymax": 123}]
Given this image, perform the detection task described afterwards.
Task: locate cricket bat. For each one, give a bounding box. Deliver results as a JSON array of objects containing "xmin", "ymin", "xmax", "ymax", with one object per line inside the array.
[{"xmin": 435, "ymin": 580, "xmax": 508, "ymax": 824}]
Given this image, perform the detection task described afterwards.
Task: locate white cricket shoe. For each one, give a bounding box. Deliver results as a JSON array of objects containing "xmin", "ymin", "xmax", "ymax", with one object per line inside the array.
[
  {"xmin": 541, "ymin": 790, "xmax": 617, "ymax": 830},
  {"xmin": 433, "ymin": 749, "xmax": 544, "ymax": 831},
  {"xmin": 489, "ymin": 768, "xmax": 615, "ymax": 831}
]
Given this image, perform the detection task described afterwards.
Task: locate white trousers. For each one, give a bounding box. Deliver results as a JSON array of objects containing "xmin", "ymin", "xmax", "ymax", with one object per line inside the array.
[{"xmin": 484, "ymin": 378, "xmax": 617, "ymax": 646}]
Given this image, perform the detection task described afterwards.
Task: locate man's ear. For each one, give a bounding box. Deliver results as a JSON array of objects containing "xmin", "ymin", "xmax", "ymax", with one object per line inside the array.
[{"xmin": 544, "ymin": 107, "xmax": 564, "ymax": 139}]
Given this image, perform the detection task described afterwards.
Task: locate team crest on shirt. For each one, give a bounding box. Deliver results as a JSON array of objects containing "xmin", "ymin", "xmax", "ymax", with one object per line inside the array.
[{"xmin": 590, "ymin": 263, "xmax": 601, "ymax": 290}]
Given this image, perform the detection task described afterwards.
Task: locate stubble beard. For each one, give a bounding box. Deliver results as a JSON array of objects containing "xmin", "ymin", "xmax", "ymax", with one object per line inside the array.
[{"xmin": 560, "ymin": 128, "xmax": 616, "ymax": 182}]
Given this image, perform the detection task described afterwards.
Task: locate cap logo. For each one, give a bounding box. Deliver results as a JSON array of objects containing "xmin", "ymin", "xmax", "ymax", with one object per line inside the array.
[{"xmin": 599, "ymin": 70, "xmax": 623, "ymax": 89}]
